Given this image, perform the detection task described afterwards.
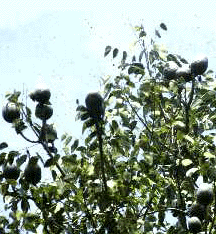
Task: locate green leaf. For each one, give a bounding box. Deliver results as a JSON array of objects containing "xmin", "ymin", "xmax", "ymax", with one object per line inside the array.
[
  {"xmin": 65, "ymin": 136, "xmax": 72, "ymax": 146},
  {"xmin": 16, "ymin": 154, "xmax": 27, "ymax": 167},
  {"xmin": 44, "ymin": 158, "xmax": 55, "ymax": 167},
  {"xmin": 80, "ymin": 112, "xmax": 89, "ymax": 121},
  {"xmin": 130, "ymin": 121, "xmax": 137, "ymax": 130},
  {"xmin": 61, "ymin": 133, "xmax": 67, "ymax": 141},
  {"xmin": 76, "ymin": 105, "xmax": 87, "ymax": 112},
  {"xmin": 21, "ymin": 198, "xmax": 30, "ymax": 213},
  {"xmin": 204, "ymin": 151, "xmax": 215, "ymax": 159},
  {"xmin": 0, "ymin": 152, "xmax": 6, "ymax": 165},
  {"xmin": 184, "ymin": 135, "xmax": 194, "ymax": 144},
  {"xmin": 89, "ymin": 141, "xmax": 98, "ymax": 151},
  {"xmin": 104, "ymin": 46, "xmax": 112, "ymax": 57},
  {"xmin": 51, "ymin": 170, "xmax": 57, "ymax": 181},
  {"xmin": 82, "ymin": 119, "xmax": 95, "ymax": 134},
  {"xmin": 71, "ymin": 139, "xmax": 79, "ymax": 153},
  {"xmin": 8, "ymin": 151, "xmax": 20, "ymax": 164}
]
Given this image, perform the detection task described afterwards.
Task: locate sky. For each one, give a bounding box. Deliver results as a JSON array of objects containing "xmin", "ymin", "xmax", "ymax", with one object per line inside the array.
[
  {"xmin": 1, "ymin": 1, "xmax": 216, "ymax": 150},
  {"xmin": 0, "ymin": 0, "xmax": 216, "ymax": 230}
]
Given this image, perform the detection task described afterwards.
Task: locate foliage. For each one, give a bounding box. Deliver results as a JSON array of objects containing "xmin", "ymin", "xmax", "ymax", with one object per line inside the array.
[{"xmin": 0, "ymin": 22, "xmax": 216, "ymax": 234}]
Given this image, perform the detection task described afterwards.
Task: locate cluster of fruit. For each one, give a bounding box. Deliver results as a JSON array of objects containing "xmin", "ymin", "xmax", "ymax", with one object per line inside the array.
[
  {"xmin": 30, "ymin": 89, "xmax": 53, "ymax": 121},
  {"xmin": 2, "ymin": 156, "xmax": 41, "ymax": 186},
  {"xmin": 1, "ymin": 88, "xmax": 54, "ymax": 186},
  {"xmin": 164, "ymin": 55, "xmax": 208, "ymax": 82},
  {"xmin": 188, "ymin": 183, "xmax": 214, "ymax": 233}
]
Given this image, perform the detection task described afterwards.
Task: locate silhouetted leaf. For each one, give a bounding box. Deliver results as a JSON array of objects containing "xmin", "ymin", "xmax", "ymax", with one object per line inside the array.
[
  {"xmin": 81, "ymin": 112, "xmax": 90, "ymax": 121},
  {"xmin": 113, "ymin": 48, "xmax": 119, "ymax": 58},
  {"xmin": 0, "ymin": 152, "xmax": 6, "ymax": 165},
  {"xmin": 65, "ymin": 136, "xmax": 72, "ymax": 146},
  {"xmin": 21, "ymin": 199, "xmax": 30, "ymax": 213},
  {"xmin": 76, "ymin": 105, "xmax": 87, "ymax": 112},
  {"xmin": 16, "ymin": 154, "xmax": 27, "ymax": 167},
  {"xmin": 71, "ymin": 139, "xmax": 79, "ymax": 153},
  {"xmin": 51, "ymin": 170, "xmax": 57, "ymax": 181},
  {"xmin": 132, "ymin": 55, "xmax": 136, "ymax": 62},
  {"xmin": 44, "ymin": 158, "xmax": 55, "ymax": 168},
  {"xmin": 160, "ymin": 23, "xmax": 167, "ymax": 31},
  {"xmin": 155, "ymin": 30, "xmax": 161, "ymax": 38},
  {"xmin": 0, "ymin": 142, "xmax": 8, "ymax": 150},
  {"xmin": 139, "ymin": 50, "xmax": 144, "ymax": 62},
  {"xmin": 139, "ymin": 30, "xmax": 147, "ymax": 37},
  {"xmin": 104, "ymin": 46, "xmax": 112, "ymax": 57},
  {"xmin": 122, "ymin": 51, "xmax": 127, "ymax": 61}
]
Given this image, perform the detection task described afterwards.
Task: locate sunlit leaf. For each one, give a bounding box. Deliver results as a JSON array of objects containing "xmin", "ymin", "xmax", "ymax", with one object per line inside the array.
[
  {"xmin": 186, "ymin": 168, "xmax": 199, "ymax": 177},
  {"xmin": 182, "ymin": 159, "xmax": 192, "ymax": 167},
  {"xmin": 204, "ymin": 151, "xmax": 215, "ymax": 159}
]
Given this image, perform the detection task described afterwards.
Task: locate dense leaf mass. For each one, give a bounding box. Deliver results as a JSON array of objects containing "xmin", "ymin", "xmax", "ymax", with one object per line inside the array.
[{"xmin": 0, "ymin": 23, "xmax": 216, "ymax": 233}]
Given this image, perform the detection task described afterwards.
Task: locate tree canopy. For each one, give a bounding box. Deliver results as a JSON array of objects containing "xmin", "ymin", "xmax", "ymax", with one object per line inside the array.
[{"xmin": 0, "ymin": 23, "xmax": 216, "ymax": 234}]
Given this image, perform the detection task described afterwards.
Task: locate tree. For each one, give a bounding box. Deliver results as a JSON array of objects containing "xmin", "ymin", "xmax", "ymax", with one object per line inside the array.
[{"xmin": 0, "ymin": 23, "xmax": 215, "ymax": 233}]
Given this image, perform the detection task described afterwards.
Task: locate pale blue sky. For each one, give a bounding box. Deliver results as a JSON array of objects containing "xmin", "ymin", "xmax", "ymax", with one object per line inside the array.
[
  {"xmin": 1, "ymin": 1, "xmax": 216, "ymax": 149},
  {"xmin": 0, "ymin": 1, "xmax": 216, "ymax": 229}
]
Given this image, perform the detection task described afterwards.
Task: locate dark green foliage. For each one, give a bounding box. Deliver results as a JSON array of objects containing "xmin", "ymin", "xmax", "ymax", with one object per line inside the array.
[{"xmin": 1, "ymin": 23, "xmax": 216, "ymax": 234}]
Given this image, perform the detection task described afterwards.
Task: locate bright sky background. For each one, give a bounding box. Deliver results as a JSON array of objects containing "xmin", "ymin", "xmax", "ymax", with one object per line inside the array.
[
  {"xmin": 0, "ymin": 0, "xmax": 216, "ymax": 229},
  {"xmin": 1, "ymin": 1, "xmax": 216, "ymax": 149}
]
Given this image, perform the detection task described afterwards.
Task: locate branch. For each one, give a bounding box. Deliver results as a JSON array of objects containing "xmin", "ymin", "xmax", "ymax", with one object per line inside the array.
[
  {"xmin": 184, "ymin": 79, "xmax": 195, "ymax": 134},
  {"xmin": 19, "ymin": 131, "xmax": 39, "ymax": 144},
  {"xmin": 95, "ymin": 121, "xmax": 108, "ymax": 193}
]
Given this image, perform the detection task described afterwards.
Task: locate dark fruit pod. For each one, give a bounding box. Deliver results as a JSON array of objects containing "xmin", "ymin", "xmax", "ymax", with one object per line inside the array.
[
  {"xmin": 188, "ymin": 217, "xmax": 202, "ymax": 234},
  {"xmin": 189, "ymin": 202, "xmax": 206, "ymax": 221},
  {"xmin": 163, "ymin": 62, "xmax": 178, "ymax": 80},
  {"xmin": 191, "ymin": 55, "xmax": 208, "ymax": 76},
  {"xmin": 29, "ymin": 89, "xmax": 51, "ymax": 104},
  {"xmin": 196, "ymin": 183, "xmax": 213, "ymax": 206},
  {"xmin": 3, "ymin": 165, "xmax": 20, "ymax": 180},
  {"xmin": 176, "ymin": 65, "xmax": 193, "ymax": 82},
  {"xmin": 24, "ymin": 157, "xmax": 41, "ymax": 186},
  {"xmin": 35, "ymin": 103, "xmax": 53, "ymax": 121},
  {"xmin": 85, "ymin": 92, "xmax": 105, "ymax": 120},
  {"xmin": 2, "ymin": 103, "xmax": 20, "ymax": 123}
]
